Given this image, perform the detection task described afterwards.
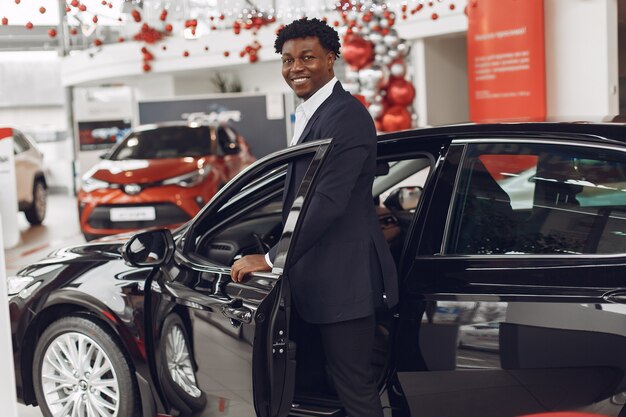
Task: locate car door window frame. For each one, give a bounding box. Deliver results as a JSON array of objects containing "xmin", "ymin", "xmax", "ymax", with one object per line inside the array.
[{"xmin": 442, "ymin": 138, "xmax": 626, "ymax": 259}]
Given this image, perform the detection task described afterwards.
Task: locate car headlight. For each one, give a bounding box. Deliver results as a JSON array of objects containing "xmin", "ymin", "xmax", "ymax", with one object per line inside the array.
[
  {"xmin": 162, "ymin": 167, "xmax": 211, "ymax": 188},
  {"xmin": 7, "ymin": 275, "xmax": 42, "ymax": 298},
  {"xmin": 81, "ymin": 177, "xmax": 111, "ymax": 192}
]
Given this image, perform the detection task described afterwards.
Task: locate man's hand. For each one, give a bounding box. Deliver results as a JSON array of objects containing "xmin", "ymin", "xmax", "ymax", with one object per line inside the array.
[{"xmin": 231, "ymin": 254, "xmax": 271, "ymax": 282}]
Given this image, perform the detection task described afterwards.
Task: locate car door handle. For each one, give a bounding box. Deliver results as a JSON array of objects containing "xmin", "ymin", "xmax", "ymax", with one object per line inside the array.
[
  {"xmin": 221, "ymin": 302, "xmax": 253, "ymax": 324},
  {"xmin": 602, "ymin": 290, "xmax": 626, "ymax": 304}
]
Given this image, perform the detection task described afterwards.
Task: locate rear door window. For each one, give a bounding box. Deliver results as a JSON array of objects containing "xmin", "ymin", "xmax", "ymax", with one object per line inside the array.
[{"xmin": 446, "ymin": 142, "xmax": 626, "ymax": 255}]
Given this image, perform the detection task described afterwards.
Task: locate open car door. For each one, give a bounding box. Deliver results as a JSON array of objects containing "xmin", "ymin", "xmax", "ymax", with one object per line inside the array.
[{"xmin": 143, "ymin": 139, "xmax": 333, "ymax": 417}]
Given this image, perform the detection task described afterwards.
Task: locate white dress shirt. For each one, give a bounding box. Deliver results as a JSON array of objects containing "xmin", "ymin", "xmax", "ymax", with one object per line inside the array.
[{"xmin": 266, "ymin": 77, "xmax": 339, "ymax": 267}]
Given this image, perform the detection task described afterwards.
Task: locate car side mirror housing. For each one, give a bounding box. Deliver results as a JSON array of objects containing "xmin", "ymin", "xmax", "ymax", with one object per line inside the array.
[
  {"xmin": 121, "ymin": 229, "xmax": 175, "ymax": 267},
  {"xmin": 98, "ymin": 152, "xmax": 108, "ymax": 159},
  {"xmin": 384, "ymin": 186, "xmax": 423, "ymax": 211}
]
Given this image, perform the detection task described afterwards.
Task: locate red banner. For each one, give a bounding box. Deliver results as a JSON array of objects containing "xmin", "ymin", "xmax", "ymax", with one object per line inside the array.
[{"xmin": 467, "ymin": 0, "xmax": 546, "ymax": 122}]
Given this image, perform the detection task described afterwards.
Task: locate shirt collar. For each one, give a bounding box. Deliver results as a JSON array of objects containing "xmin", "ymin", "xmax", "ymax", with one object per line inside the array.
[{"xmin": 298, "ymin": 77, "xmax": 338, "ymax": 120}]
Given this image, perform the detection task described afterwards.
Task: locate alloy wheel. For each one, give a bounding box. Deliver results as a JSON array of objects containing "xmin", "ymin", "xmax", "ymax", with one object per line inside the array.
[
  {"xmin": 40, "ymin": 332, "xmax": 120, "ymax": 417},
  {"xmin": 165, "ymin": 324, "xmax": 201, "ymax": 398}
]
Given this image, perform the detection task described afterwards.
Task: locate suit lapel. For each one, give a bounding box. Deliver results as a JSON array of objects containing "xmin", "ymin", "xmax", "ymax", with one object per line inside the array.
[{"xmin": 283, "ymin": 82, "xmax": 345, "ymax": 220}]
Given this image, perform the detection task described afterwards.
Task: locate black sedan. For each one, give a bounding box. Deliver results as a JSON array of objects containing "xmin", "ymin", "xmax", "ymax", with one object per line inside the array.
[{"xmin": 10, "ymin": 123, "xmax": 626, "ymax": 417}]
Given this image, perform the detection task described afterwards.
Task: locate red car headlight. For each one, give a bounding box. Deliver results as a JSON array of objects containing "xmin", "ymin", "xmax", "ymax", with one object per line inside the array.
[{"xmin": 161, "ymin": 167, "xmax": 211, "ymax": 188}]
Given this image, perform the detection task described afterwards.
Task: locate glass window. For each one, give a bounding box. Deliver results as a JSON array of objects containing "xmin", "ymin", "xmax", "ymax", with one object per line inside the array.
[
  {"xmin": 12, "ymin": 131, "xmax": 30, "ymax": 154},
  {"xmin": 447, "ymin": 142, "xmax": 626, "ymax": 255},
  {"xmin": 109, "ymin": 126, "xmax": 212, "ymax": 160}
]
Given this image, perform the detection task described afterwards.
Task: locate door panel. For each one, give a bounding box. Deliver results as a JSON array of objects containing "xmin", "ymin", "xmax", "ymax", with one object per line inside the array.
[
  {"xmin": 397, "ymin": 139, "xmax": 626, "ymax": 417},
  {"xmin": 147, "ymin": 140, "xmax": 333, "ymax": 417}
]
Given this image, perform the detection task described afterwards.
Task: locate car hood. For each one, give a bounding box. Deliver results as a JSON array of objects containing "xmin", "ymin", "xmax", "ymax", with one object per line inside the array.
[
  {"xmin": 85, "ymin": 157, "xmax": 209, "ymax": 184},
  {"xmin": 28, "ymin": 237, "xmax": 129, "ymax": 267}
]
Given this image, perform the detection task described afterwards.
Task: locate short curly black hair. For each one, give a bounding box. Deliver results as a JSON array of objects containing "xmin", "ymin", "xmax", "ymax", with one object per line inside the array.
[{"xmin": 274, "ymin": 17, "xmax": 341, "ymax": 57}]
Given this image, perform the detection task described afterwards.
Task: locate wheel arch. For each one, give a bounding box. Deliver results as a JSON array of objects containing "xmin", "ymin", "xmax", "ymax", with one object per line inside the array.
[
  {"xmin": 34, "ymin": 172, "xmax": 47, "ymax": 188},
  {"xmin": 21, "ymin": 296, "xmax": 144, "ymax": 406}
]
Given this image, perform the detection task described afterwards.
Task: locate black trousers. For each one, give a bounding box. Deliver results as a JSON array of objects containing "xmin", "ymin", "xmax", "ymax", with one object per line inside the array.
[{"xmin": 292, "ymin": 311, "xmax": 383, "ymax": 417}]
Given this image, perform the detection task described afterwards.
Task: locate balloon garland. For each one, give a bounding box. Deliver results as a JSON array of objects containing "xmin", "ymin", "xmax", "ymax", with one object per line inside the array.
[
  {"xmin": 338, "ymin": 0, "xmax": 414, "ymax": 132},
  {"xmin": 3, "ymin": 0, "xmax": 459, "ymax": 126}
]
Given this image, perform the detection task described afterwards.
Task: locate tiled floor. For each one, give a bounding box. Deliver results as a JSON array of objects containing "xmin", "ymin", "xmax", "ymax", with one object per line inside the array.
[{"xmin": 4, "ymin": 192, "xmax": 84, "ymax": 417}]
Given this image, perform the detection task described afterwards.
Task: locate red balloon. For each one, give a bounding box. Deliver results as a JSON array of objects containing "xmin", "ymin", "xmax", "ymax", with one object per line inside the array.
[
  {"xmin": 342, "ymin": 34, "xmax": 373, "ymax": 70},
  {"xmin": 381, "ymin": 106, "xmax": 412, "ymax": 132},
  {"xmin": 386, "ymin": 77, "xmax": 416, "ymax": 106}
]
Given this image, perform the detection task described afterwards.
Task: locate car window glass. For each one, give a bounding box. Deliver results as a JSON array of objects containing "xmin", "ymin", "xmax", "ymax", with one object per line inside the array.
[
  {"xmin": 13, "ymin": 132, "xmax": 30, "ymax": 154},
  {"xmin": 109, "ymin": 126, "xmax": 212, "ymax": 160},
  {"xmin": 446, "ymin": 142, "xmax": 626, "ymax": 255}
]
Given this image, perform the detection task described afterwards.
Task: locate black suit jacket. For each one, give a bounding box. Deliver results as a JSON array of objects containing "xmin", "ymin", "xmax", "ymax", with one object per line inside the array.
[{"xmin": 269, "ymin": 81, "xmax": 398, "ymax": 324}]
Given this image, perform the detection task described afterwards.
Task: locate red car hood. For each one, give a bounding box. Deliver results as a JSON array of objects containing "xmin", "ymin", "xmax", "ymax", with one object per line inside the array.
[{"xmin": 86, "ymin": 157, "xmax": 209, "ymax": 184}]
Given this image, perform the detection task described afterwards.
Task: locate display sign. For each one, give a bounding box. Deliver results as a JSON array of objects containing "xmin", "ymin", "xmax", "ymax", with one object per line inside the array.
[
  {"xmin": 0, "ymin": 217, "xmax": 19, "ymax": 417},
  {"xmin": 0, "ymin": 128, "xmax": 19, "ymax": 248},
  {"xmin": 138, "ymin": 93, "xmax": 288, "ymax": 158},
  {"xmin": 467, "ymin": 0, "xmax": 546, "ymax": 122},
  {"xmin": 78, "ymin": 119, "xmax": 132, "ymax": 151}
]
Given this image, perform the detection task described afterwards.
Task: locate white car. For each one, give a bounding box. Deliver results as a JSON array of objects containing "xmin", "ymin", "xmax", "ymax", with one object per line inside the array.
[
  {"xmin": 458, "ymin": 321, "xmax": 501, "ymax": 351},
  {"xmin": 13, "ymin": 129, "xmax": 47, "ymax": 225}
]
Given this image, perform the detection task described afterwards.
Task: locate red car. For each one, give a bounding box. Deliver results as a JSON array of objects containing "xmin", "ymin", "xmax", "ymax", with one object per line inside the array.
[{"xmin": 78, "ymin": 122, "xmax": 256, "ymax": 240}]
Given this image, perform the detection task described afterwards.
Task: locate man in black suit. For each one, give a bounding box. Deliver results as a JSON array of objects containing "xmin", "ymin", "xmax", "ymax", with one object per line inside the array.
[{"xmin": 231, "ymin": 17, "xmax": 398, "ymax": 417}]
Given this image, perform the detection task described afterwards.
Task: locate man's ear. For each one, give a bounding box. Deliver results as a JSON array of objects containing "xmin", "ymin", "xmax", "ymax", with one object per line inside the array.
[{"xmin": 328, "ymin": 52, "xmax": 336, "ymax": 69}]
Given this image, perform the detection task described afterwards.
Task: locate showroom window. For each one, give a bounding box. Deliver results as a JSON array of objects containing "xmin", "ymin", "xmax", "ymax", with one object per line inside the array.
[{"xmin": 446, "ymin": 142, "xmax": 626, "ymax": 255}]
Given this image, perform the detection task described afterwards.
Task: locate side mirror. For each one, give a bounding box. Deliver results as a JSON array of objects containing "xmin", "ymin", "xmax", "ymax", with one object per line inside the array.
[
  {"xmin": 99, "ymin": 152, "xmax": 108, "ymax": 159},
  {"xmin": 384, "ymin": 186, "xmax": 423, "ymax": 211},
  {"xmin": 121, "ymin": 229, "xmax": 175, "ymax": 267}
]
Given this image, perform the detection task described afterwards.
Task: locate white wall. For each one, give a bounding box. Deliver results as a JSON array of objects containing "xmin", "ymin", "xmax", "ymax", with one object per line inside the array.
[
  {"xmin": 407, "ymin": 0, "xmax": 618, "ymax": 125},
  {"xmin": 544, "ymin": 0, "xmax": 619, "ymax": 121},
  {"xmin": 419, "ymin": 35, "xmax": 470, "ymax": 127}
]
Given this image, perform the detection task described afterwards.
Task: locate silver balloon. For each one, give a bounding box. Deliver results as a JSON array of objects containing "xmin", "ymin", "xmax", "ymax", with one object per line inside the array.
[
  {"xmin": 374, "ymin": 43, "xmax": 387, "ymax": 55},
  {"xmin": 379, "ymin": 18, "xmax": 389, "ymax": 28},
  {"xmin": 383, "ymin": 34, "xmax": 399, "ymax": 48},
  {"xmin": 368, "ymin": 103, "xmax": 384, "ymax": 119},
  {"xmin": 396, "ymin": 42, "xmax": 410, "ymax": 56},
  {"xmin": 361, "ymin": 88, "xmax": 377, "ymax": 103},
  {"xmin": 345, "ymin": 68, "xmax": 360, "ymax": 83},
  {"xmin": 343, "ymin": 82, "xmax": 361, "ymax": 95},
  {"xmin": 373, "ymin": 94, "xmax": 383, "ymax": 103},
  {"xmin": 359, "ymin": 66, "xmax": 383, "ymax": 88},
  {"xmin": 374, "ymin": 54, "xmax": 385, "ymax": 65},
  {"xmin": 369, "ymin": 32, "xmax": 383, "ymax": 44},
  {"xmin": 360, "ymin": 25, "xmax": 371, "ymax": 35},
  {"xmin": 388, "ymin": 49, "xmax": 399, "ymax": 59},
  {"xmin": 390, "ymin": 62, "xmax": 406, "ymax": 77},
  {"xmin": 382, "ymin": 55, "xmax": 393, "ymax": 65},
  {"xmin": 368, "ymin": 19, "xmax": 380, "ymax": 30}
]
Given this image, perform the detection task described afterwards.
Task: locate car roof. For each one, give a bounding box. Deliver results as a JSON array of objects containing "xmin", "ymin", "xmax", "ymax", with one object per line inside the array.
[{"xmin": 378, "ymin": 122, "xmax": 626, "ymax": 146}]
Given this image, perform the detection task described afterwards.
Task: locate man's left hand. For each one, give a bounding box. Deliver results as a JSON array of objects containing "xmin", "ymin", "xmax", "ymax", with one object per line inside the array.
[{"xmin": 231, "ymin": 254, "xmax": 271, "ymax": 282}]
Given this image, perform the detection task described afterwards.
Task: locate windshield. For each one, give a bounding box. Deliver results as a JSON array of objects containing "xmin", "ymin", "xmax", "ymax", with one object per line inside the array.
[{"xmin": 108, "ymin": 126, "xmax": 212, "ymax": 160}]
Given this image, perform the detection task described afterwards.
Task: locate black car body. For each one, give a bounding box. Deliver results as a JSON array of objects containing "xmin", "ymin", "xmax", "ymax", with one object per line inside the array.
[{"xmin": 11, "ymin": 122, "xmax": 626, "ymax": 417}]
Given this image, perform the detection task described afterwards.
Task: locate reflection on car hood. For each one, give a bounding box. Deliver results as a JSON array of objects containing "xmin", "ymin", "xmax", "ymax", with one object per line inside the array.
[
  {"xmin": 24, "ymin": 234, "xmax": 134, "ymax": 270},
  {"xmin": 87, "ymin": 157, "xmax": 209, "ymax": 184}
]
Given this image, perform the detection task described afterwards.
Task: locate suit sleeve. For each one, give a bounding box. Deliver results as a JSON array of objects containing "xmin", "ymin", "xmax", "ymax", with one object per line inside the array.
[{"xmin": 285, "ymin": 100, "xmax": 376, "ymax": 265}]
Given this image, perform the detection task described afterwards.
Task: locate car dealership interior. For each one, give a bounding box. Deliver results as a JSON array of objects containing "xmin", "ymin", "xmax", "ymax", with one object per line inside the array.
[{"xmin": 2, "ymin": 1, "xmax": 626, "ymax": 416}]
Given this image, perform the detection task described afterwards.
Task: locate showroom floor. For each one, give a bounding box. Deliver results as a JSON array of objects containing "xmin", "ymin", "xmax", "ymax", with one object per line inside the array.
[
  {"xmin": 5, "ymin": 192, "xmax": 83, "ymax": 277},
  {"xmin": 4, "ymin": 192, "xmax": 83, "ymax": 417}
]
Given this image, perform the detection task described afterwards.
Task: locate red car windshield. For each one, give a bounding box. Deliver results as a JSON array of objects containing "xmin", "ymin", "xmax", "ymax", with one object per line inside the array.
[{"xmin": 108, "ymin": 126, "xmax": 212, "ymax": 160}]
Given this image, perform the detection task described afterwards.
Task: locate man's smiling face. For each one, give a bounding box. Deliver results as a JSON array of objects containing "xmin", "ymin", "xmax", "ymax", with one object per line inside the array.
[{"xmin": 281, "ymin": 36, "xmax": 335, "ymax": 101}]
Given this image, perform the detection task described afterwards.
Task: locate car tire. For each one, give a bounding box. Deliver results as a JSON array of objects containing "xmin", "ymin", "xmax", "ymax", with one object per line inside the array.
[
  {"xmin": 160, "ymin": 313, "xmax": 207, "ymax": 413},
  {"xmin": 32, "ymin": 316, "xmax": 140, "ymax": 417},
  {"xmin": 24, "ymin": 179, "xmax": 46, "ymax": 225}
]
